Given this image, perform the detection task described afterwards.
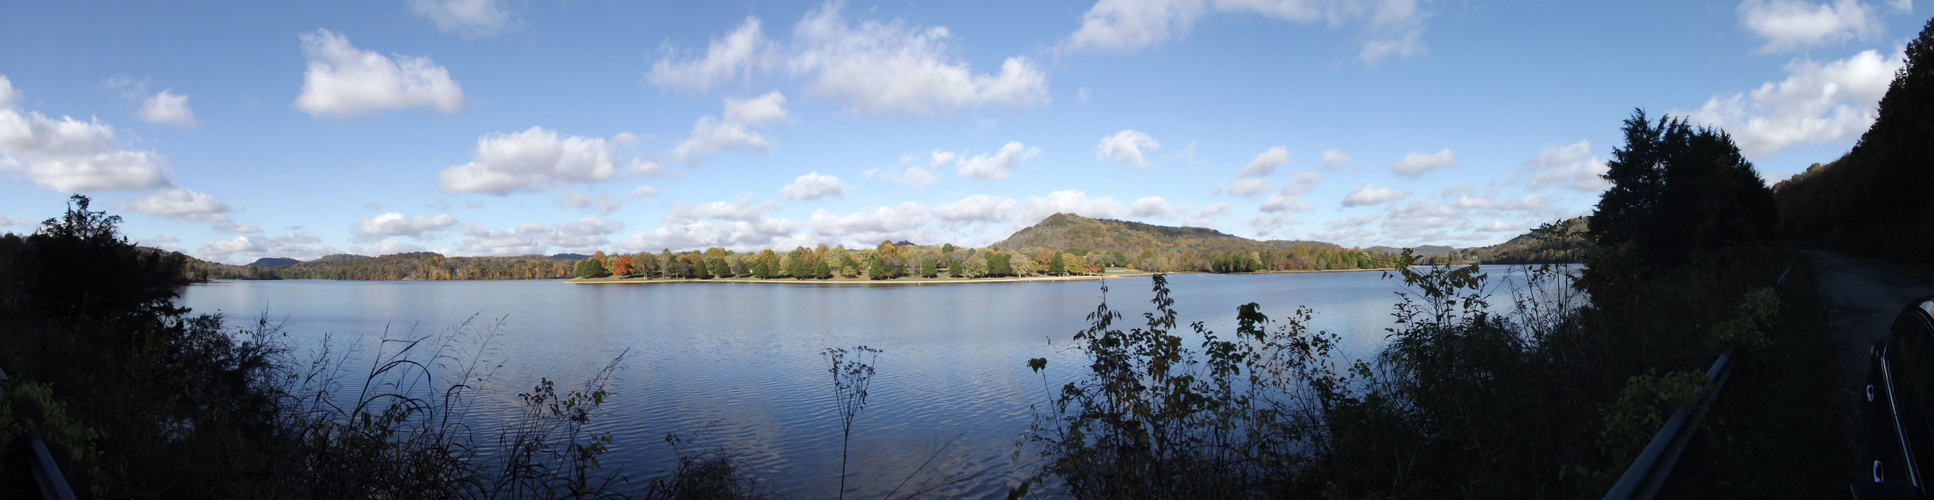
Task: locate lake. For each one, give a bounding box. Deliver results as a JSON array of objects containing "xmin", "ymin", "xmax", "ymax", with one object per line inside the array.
[{"xmin": 177, "ymin": 267, "xmax": 1555, "ymax": 498}]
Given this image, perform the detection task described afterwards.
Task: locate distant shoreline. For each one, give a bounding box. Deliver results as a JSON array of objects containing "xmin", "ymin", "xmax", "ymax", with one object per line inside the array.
[
  {"xmin": 565, "ymin": 272, "xmax": 1156, "ymax": 285},
  {"xmin": 565, "ymin": 267, "xmax": 1400, "ymax": 285}
]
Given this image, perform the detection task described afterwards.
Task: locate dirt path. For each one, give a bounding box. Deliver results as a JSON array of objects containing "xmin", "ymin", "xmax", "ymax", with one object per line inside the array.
[{"xmin": 1806, "ymin": 251, "xmax": 1934, "ymax": 394}]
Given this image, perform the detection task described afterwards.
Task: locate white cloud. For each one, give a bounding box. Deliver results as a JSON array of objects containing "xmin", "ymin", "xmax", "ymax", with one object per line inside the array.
[
  {"xmin": 1342, "ymin": 183, "xmax": 1408, "ymax": 207},
  {"xmin": 1024, "ymin": 189, "xmax": 1122, "ymax": 224},
  {"xmin": 119, "ymin": 187, "xmax": 231, "ymax": 221},
  {"xmin": 458, "ymin": 217, "xmax": 624, "ymax": 255},
  {"xmin": 355, "ymin": 238, "xmax": 427, "ymax": 256},
  {"xmin": 410, "ymin": 0, "xmax": 514, "ymax": 37},
  {"xmin": 1384, "ymin": 199, "xmax": 1460, "ymax": 230},
  {"xmin": 1187, "ymin": 202, "xmax": 1231, "ymax": 228},
  {"xmin": 1320, "ymin": 148, "xmax": 1352, "ymax": 171},
  {"xmin": 782, "ymin": 171, "xmax": 846, "ymax": 201},
  {"xmin": 0, "ymin": 214, "xmax": 29, "ymax": 227},
  {"xmin": 863, "ymin": 164, "xmax": 943, "ymax": 187},
  {"xmin": 1063, "ymin": 0, "xmax": 1432, "ymax": 63},
  {"xmin": 788, "ymin": 4, "xmax": 1049, "ymax": 117},
  {"xmin": 1679, "ymin": 48, "xmax": 1901, "ymax": 159},
  {"xmin": 934, "ymin": 194, "xmax": 1017, "ymax": 222},
  {"xmin": 1096, "ymin": 129, "xmax": 1159, "ymax": 170},
  {"xmin": 1738, "ymin": 0, "xmax": 1880, "ymax": 53},
  {"xmin": 139, "ymin": 90, "xmax": 198, "ymax": 128},
  {"xmin": 1228, "ymin": 178, "xmax": 1272, "ymax": 197},
  {"xmin": 137, "ymin": 233, "xmax": 180, "ymax": 252},
  {"xmin": 672, "ymin": 92, "xmax": 790, "ymax": 164},
  {"xmin": 1078, "ymin": 87, "xmax": 1092, "ymax": 102},
  {"xmin": 1391, "ymin": 148, "xmax": 1456, "ymax": 177},
  {"xmin": 1524, "ymin": 140, "xmax": 1611, "ymax": 191},
  {"xmin": 558, "ymin": 190, "xmax": 623, "ymax": 214},
  {"xmin": 808, "ymin": 202, "xmax": 935, "ymax": 245},
  {"xmin": 212, "ymin": 222, "xmax": 263, "ymax": 234},
  {"xmin": 1235, "ymin": 146, "xmax": 1289, "ymax": 179},
  {"xmin": 351, "ymin": 212, "xmax": 457, "ymax": 242},
  {"xmin": 1250, "ymin": 213, "xmax": 1299, "ymax": 238},
  {"xmin": 630, "ymin": 185, "xmax": 661, "ymax": 198},
  {"xmin": 957, "ymin": 142, "xmax": 1040, "ymax": 180},
  {"xmin": 0, "ymin": 76, "xmax": 173, "ymax": 191},
  {"xmin": 1130, "ymin": 196, "xmax": 1178, "ymax": 218},
  {"xmin": 1260, "ymin": 172, "xmax": 1322, "ymax": 213},
  {"xmin": 437, "ymin": 127, "xmax": 619, "ymax": 195},
  {"xmin": 667, "ymin": 194, "xmax": 774, "ymax": 224},
  {"xmin": 649, "ymin": 17, "xmax": 774, "ymax": 91},
  {"xmin": 628, "ymin": 160, "xmax": 666, "ymax": 179},
  {"xmin": 649, "ymin": 6, "xmax": 1048, "ymax": 117},
  {"xmin": 294, "ymin": 29, "xmax": 465, "ymax": 118},
  {"xmin": 197, "ymin": 232, "xmax": 339, "ymax": 264},
  {"xmin": 1479, "ymin": 220, "xmax": 1522, "ymax": 233}
]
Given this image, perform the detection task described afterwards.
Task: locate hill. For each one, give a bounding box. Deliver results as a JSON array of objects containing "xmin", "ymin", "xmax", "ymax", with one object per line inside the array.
[
  {"xmin": 246, "ymin": 257, "xmax": 300, "ymax": 268},
  {"xmin": 992, "ymin": 213, "xmax": 1283, "ymax": 254}
]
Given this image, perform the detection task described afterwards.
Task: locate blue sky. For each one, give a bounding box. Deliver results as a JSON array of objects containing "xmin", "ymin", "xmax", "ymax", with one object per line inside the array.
[{"xmin": 0, "ymin": 0, "xmax": 1922, "ymax": 263}]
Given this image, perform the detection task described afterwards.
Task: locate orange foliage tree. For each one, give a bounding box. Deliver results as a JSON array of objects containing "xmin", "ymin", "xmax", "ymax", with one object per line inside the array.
[{"xmin": 612, "ymin": 255, "xmax": 636, "ymax": 277}]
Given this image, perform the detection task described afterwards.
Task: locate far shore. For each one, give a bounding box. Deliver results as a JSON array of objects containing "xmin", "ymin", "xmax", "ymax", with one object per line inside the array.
[{"xmin": 566, "ymin": 266, "xmax": 1399, "ymax": 285}]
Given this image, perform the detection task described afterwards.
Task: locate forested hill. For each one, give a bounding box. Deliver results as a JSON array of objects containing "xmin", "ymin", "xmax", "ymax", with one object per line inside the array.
[
  {"xmin": 992, "ymin": 213, "xmax": 1342, "ymax": 254},
  {"xmin": 1772, "ymin": 18, "xmax": 1934, "ymax": 269},
  {"xmin": 186, "ymin": 252, "xmax": 577, "ymax": 281}
]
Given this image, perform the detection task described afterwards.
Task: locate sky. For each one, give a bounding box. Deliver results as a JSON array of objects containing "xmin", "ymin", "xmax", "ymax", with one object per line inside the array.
[{"xmin": 0, "ymin": 0, "xmax": 1923, "ymax": 264}]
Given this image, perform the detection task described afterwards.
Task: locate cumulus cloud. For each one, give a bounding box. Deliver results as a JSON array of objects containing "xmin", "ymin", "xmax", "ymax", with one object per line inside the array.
[
  {"xmin": 652, "ymin": 6, "xmax": 1050, "ymax": 117},
  {"xmin": 787, "ymin": 4, "xmax": 1049, "ymax": 116},
  {"xmin": 119, "ymin": 187, "xmax": 231, "ymax": 221},
  {"xmin": 621, "ymin": 197, "xmax": 798, "ymax": 252},
  {"xmin": 1391, "ymin": 148, "xmax": 1456, "ymax": 177},
  {"xmin": 1738, "ymin": 0, "xmax": 1880, "ymax": 53},
  {"xmin": 197, "ymin": 232, "xmax": 338, "ymax": 264},
  {"xmin": 1250, "ymin": 213, "xmax": 1299, "ymax": 238},
  {"xmin": 1523, "ymin": 140, "xmax": 1611, "ymax": 191},
  {"xmin": 667, "ymin": 194, "xmax": 776, "ymax": 224},
  {"xmin": 558, "ymin": 190, "xmax": 623, "ymax": 214},
  {"xmin": 409, "ymin": 0, "xmax": 514, "ymax": 37},
  {"xmin": 458, "ymin": 217, "xmax": 624, "ymax": 256},
  {"xmin": 1096, "ymin": 129, "xmax": 1159, "ymax": 170},
  {"xmin": 437, "ymin": 127, "xmax": 619, "ymax": 195},
  {"xmin": 355, "ymin": 238, "xmax": 427, "ymax": 256},
  {"xmin": 781, "ymin": 171, "xmax": 845, "ymax": 201},
  {"xmin": 672, "ymin": 92, "xmax": 790, "ymax": 164},
  {"xmin": 1679, "ymin": 48, "xmax": 1901, "ymax": 159},
  {"xmin": 1320, "ymin": 148, "xmax": 1352, "ymax": 171},
  {"xmin": 1130, "ymin": 196, "xmax": 1178, "ymax": 218},
  {"xmin": 1063, "ymin": 0, "xmax": 1432, "ymax": 63},
  {"xmin": 1024, "ymin": 189, "xmax": 1122, "ymax": 224},
  {"xmin": 136, "ymin": 233, "xmax": 181, "ymax": 252},
  {"xmin": 0, "ymin": 76, "xmax": 173, "ymax": 191},
  {"xmin": 630, "ymin": 185, "xmax": 661, "ymax": 198},
  {"xmin": 808, "ymin": 202, "xmax": 934, "ymax": 244},
  {"xmin": 1260, "ymin": 171, "xmax": 1323, "ymax": 212},
  {"xmin": 294, "ymin": 29, "xmax": 465, "ymax": 118},
  {"xmin": 934, "ymin": 194, "xmax": 1017, "ymax": 223},
  {"xmin": 212, "ymin": 222, "xmax": 263, "ymax": 234},
  {"xmin": 351, "ymin": 212, "xmax": 457, "ymax": 242},
  {"xmin": 649, "ymin": 18, "xmax": 774, "ymax": 91},
  {"xmin": 956, "ymin": 142, "xmax": 1040, "ymax": 180},
  {"xmin": 1342, "ymin": 183, "xmax": 1407, "ymax": 207},
  {"xmin": 1235, "ymin": 146, "xmax": 1289, "ymax": 179},
  {"xmin": 863, "ymin": 162, "xmax": 943, "ymax": 188},
  {"xmin": 139, "ymin": 90, "xmax": 199, "ymax": 128}
]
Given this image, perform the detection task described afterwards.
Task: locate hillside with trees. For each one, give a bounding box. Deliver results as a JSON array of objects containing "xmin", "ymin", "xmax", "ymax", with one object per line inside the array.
[{"xmin": 1772, "ymin": 17, "xmax": 1934, "ymax": 272}]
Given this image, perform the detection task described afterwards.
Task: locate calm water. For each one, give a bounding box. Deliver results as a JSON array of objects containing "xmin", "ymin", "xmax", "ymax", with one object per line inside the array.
[{"xmin": 177, "ymin": 268, "xmax": 1550, "ymax": 498}]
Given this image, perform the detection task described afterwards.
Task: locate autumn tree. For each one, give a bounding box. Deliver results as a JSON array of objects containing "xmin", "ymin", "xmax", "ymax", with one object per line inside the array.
[{"xmin": 612, "ymin": 255, "xmax": 636, "ymax": 277}]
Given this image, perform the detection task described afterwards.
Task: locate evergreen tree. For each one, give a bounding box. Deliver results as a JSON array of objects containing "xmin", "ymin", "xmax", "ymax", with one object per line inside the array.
[{"xmin": 921, "ymin": 258, "xmax": 937, "ymax": 278}]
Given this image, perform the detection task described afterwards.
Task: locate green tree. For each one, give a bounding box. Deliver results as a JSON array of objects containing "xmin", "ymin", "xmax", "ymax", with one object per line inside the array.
[
  {"xmin": 813, "ymin": 260, "xmax": 832, "ymax": 279},
  {"xmin": 920, "ymin": 258, "xmax": 937, "ymax": 278},
  {"xmin": 751, "ymin": 261, "xmax": 770, "ymax": 279},
  {"xmin": 960, "ymin": 254, "xmax": 989, "ymax": 278},
  {"xmin": 707, "ymin": 256, "xmax": 729, "ymax": 279},
  {"xmin": 574, "ymin": 258, "xmax": 609, "ymax": 278},
  {"xmin": 1048, "ymin": 252, "xmax": 1065, "ymax": 275}
]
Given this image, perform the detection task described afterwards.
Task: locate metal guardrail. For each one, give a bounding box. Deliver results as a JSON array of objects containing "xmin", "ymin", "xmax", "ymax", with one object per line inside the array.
[
  {"xmin": 1603, "ymin": 258, "xmax": 1798, "ymax": 500},
  {"xmin": 0, "ymin": 367, "xmax": 78, "ymax": 500}
]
